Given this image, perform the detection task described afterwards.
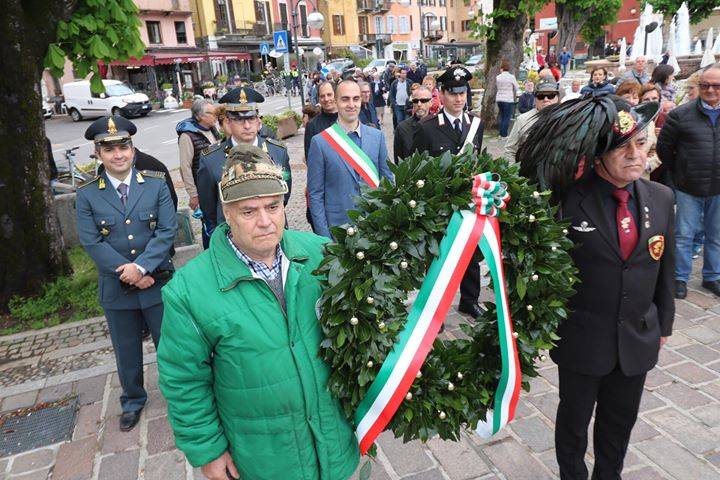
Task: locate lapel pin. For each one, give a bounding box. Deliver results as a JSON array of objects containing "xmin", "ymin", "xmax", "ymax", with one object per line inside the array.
[
  {"xmin": 573, "ymin": 220, "xmax": 596, "ymax": 232},
  {"xmin": 98, "ymin": 178, "xmax": 106, "ymax": 190},
  {"xmin": 645, "ymin": 221, "xmax": 650, "ymax": 228}
]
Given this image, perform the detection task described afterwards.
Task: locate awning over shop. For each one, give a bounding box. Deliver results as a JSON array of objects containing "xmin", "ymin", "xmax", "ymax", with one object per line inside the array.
[{"xmin": 107, "ymin": 51, "xmax": 252, "ymax": 67}]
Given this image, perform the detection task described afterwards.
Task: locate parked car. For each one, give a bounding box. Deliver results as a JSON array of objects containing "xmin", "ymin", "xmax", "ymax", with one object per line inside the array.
[
  {"xmin": 63, "ymin": 80, "xmax": 152, "ymax": 122},
  {"xmin": 465, "ymin": 54, "xmax": 484, "ymax": 73},
  {"xmin": 326, "ymin": 58, "xmax": 356, "ymax": 79},
  {"xmin": 363, "ymin": 58, "xmax": 395, "ymax": 76},
  {"xmin": 41, "ymin": 81, "xmax": 53, "ymax": 119}
]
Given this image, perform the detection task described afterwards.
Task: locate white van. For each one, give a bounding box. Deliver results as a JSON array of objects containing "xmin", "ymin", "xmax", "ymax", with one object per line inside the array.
[{"xmin": 63, "ymin": 79, "xmax": 151, "ymax": 122}]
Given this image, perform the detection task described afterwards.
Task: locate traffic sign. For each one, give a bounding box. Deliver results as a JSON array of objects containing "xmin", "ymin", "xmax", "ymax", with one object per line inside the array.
[
  {"xmin": 273, "ymin": 31, "xmax": 288, "ymax": 53},
  {"xmin": 260, "ymin": 42, "xmax": 270, "ymax": 56}
]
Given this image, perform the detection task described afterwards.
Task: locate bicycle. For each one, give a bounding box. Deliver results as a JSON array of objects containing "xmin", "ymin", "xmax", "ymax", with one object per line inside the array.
[{"xmin": 53, "ymin": 147, "xmax": 98, "ymax": 193}]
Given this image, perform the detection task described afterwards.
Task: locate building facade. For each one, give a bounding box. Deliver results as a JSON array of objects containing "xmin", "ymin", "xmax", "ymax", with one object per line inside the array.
[{"xmin": 318, "ymin": 0, "xmax": 360, "ymax": 58}]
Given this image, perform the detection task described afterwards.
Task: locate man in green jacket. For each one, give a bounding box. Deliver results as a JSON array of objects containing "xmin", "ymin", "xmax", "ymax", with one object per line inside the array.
[{"xmin": 157, "ymin": 145, "xmax": 360, "ymax": 480}]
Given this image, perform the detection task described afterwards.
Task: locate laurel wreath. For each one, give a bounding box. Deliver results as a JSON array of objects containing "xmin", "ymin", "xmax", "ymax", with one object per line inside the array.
[{"xmin": 315, "ymin": 149, "xmax": 578, "ymax": 445}]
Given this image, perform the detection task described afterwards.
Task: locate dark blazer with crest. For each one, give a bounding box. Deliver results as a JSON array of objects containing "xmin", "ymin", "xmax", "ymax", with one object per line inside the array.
[
  {"xmin": 552, "ymin": 174, "xmax": 675, "ymax": 377},
  {"xmin": 411, "ymin": 109, "xmax": 484, "ymax": 157}
]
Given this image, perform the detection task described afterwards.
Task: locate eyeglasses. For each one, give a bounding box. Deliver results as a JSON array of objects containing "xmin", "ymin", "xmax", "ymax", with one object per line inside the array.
[
  {"xmin": 228, "ymin": 117, "xmax": 258, "ymax": 124},
  {"xmin": 699, "ymin": 83, "xmax": 720, "ymax": 91},
  {"xmin": 535, "ymin": 93, "xmax": 557, "ymax": 100},
  {"xmin": 412, "ymin": 98, "xmax": 432, "ymax": 104}
]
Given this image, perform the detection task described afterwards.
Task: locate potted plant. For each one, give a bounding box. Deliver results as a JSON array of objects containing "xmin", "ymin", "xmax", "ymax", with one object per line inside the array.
[
  {"xmin": 181, "ymin": 91, "xmax": 194, "ymax": 109},
  {"xmin": 161, "ymin": 82, "xmax": 173, "ymax": 95},
  {"xmin": 275, "ymin": 110, "xmax": 301, "ymax": 139}
]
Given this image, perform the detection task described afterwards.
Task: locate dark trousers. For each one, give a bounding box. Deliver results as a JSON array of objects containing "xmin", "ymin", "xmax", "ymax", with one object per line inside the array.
[
  {"xmin": 459, "ymin": 248, "xmax": 481, "ymax": 307},
  {"xmin": 105, "ymin": 304, "xmax": 163, "ymax": 413},
  {"xmin": 393, "ymin": 104, "xmax": 408, "ymax": 129},
  {"xmin": 555, "ymin": 366, "xmax": 646, "ymax": 480},
  {"xmin": 497, "ymin": 101, "xmax": 514, "ymax": 137}
]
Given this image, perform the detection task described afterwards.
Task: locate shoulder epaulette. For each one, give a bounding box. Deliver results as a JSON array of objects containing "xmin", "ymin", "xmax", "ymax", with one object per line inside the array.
[
  {"xmin": 77, "ymin": 176, "xmax": 100, "ymax": 189},
  {"xmin": 265, "ymin": 137, "xmax": 287, "ymax": 149},
  {"xmin": 140, "ymin": 170, "xmax": 165, "ymax": 179},
  {"xmin": 201, "ymin": 143, "xmax": 224, "ymax": 156}
]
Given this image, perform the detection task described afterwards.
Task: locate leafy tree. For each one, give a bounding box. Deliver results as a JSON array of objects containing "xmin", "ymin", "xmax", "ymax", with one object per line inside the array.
[
  {"xmin": 555, "ymin": 0, "xmax": 623, "ymax": 58},
  {"xmin": 0, "ymin": 0, "xmax": 144, "ymax": 310},
  {"xmin": 473, "ymin": 0, "xmax": 547, "ymax": 129},
  {"xmin": 648, "ymin": 0, "xmax": 718, "ymax": 23}
]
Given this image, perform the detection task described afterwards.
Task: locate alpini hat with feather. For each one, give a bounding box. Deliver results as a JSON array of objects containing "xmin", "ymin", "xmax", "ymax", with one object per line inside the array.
[
  {"xmin": 219, "ymin": 144, "xmax": 288, "ymax": 204},
  {"xmin": 516, "ymin": 94, "xmax": 659, "ymax": 202}
]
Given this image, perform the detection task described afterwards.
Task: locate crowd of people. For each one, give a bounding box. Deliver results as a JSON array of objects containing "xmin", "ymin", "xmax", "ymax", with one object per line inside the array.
[{"xmin": 71, "ymin": 50, "xmax": 720, "ymax": 479}]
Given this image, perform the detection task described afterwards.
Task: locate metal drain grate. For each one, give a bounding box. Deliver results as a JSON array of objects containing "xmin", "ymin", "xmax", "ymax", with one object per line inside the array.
[{"xmin": 0, "ymin": 397, "xmax": 78, "ymax": 456}]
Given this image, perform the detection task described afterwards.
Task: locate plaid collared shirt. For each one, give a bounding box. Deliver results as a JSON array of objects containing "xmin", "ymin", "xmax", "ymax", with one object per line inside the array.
[{"xmin": 227, "ymin": 233, "xmax": 283, "ymax": 281}]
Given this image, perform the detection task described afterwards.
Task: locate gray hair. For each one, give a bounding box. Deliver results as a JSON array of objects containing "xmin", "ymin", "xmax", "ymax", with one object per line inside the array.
[
  {"xmin": 191, "ymin": 99, "xmax": 212, "ymax": 121},
  {"xmin": 412, "ymin": 85, "xmax": 432, "ymax": 96},
  {"xmin": 357, "ymin": 80, "xmax": 370, "ymax": 89}
]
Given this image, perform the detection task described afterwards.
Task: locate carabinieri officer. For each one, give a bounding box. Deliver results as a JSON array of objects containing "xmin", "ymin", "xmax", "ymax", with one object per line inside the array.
[
  {"xmin": 197, "ymin": 86, "xmax": 291, "ymax": 239},
  {"xmin": 76, "ymin": 116, "xmax": 177, "ymax": 432}
]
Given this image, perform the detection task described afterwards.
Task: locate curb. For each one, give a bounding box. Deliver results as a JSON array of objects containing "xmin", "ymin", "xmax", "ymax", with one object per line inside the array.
[{"xmin": 1, "ymin": 316, "xmax": 106, "ymax": 344}]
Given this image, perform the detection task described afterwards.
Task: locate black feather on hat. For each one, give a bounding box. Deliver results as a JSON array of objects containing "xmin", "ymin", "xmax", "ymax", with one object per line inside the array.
[{"xmin": 517, "ymin": 94, "xmax": 659, "ymax": 203}]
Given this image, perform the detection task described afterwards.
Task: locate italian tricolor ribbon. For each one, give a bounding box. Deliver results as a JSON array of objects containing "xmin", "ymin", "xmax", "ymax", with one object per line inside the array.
[
  {"xmin": 320, "ymin": 124, "xmax": 380, "ymax": 188},
  {"xmin": 354, "ymin": 173, "xmax": 522, "ymax": 454}
]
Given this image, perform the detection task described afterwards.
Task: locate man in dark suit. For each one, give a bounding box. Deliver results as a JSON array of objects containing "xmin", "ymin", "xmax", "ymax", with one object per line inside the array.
[
  {"xmin": 411, "ymin": 66, "xmax": 485, "ymax": 319},
  {"xmin": 518, "ymin": 96, "xmax": 674, "ymax": 480},
  {"xmin": 394, "ymin": 85, "xmax": 432, "ymax": 162}
]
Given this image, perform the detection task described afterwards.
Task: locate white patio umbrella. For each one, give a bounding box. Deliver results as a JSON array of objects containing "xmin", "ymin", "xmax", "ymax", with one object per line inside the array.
[
  {"xmin": 618, "ymin": 37, "xmax": 627, "ymax": 72},
  {"xmin": 701, "ymin": 28, "xmax": 716, "ymax": 68}
]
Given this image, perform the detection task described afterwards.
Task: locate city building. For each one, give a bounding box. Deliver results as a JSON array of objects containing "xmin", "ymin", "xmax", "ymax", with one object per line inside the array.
[
  {"xmin": 440, "ymin": 0, "xmax": 487, "ymax": 61},
  {"xmin": 318, "ymin": 0, "xmax": 361, "ymax": 59},
  {"xmin": 268, "ymin": 0, "xmax": 324, "ymax": 71}
]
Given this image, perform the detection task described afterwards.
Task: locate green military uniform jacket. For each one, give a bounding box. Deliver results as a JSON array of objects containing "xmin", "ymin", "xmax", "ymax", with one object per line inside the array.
[{"xmin": 157, "ymin": 225, "xmax": 359, "ymax": 479}]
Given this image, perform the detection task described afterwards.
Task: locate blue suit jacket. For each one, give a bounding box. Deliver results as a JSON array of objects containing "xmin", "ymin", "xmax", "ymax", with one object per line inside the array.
[
  {"xmin": 307, "ymin": 123, "xmax": 392, "ymax": 238},
  {"xmin": 197, "ymin": 136, "xmax": 291, "ymax": 234},
  {"xmin": 76, "ymin": 169, "xmax": 177, "ymax": 310}
]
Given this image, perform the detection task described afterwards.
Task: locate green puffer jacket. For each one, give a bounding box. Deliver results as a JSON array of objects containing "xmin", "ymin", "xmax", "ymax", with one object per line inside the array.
[{"xmin": 157, "ymin": 224, "xmax": 359, "ymax": 479}]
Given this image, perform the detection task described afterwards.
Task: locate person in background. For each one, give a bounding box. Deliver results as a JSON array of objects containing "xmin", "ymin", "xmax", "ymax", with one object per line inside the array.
[
  {"xmin": 407, "ymin": 61, "xmax": 425, "ymax": 84},
  {"xmin": 683, "ymin": 71, "xmax": 701, "ymax": 103},
  {"xmin": 656, "ymin": 63, "xmax": 720, "ymax": 299},
  {"xmin": 422, "ymin": 74, "xmax": 443, "ymax": 116},
  {"xmin": 358, "ymin": 80, "xmax": 380, "ymax": 129},
  {"xmin": 394, "ymin": 85, "xmax": 433, "ymax": 162},
  {"xmin": 518, "ymin": 81, "xmax": 536, "ymax": 113},
  {"xmin": 505, "ymin": 77, "xmax": 560, "ymax": 161},
  {"xmin": 650, "ymin": 64, "xmax": 677, "ymax": 103},
  {"xmin": 616, "ymin": 80, "xmax": 641, "ymax": 106},
  {"xmin": 618, "ymin": 56, "xmax": 650, "ymax": 86},
  {"xmin": 495, "ymin": 59, "xmax": 520, "ymax": 138},
  {"xmin": 545, "ymin": 46, "xmax": 558, "ymax": 68},
  {"xmin": 303, "ymin": 82, "xmax": 339, "ymax": 158},
  {"xmin": 639, "ymin": 84, "xmax": 661, "ymax": 178},
  {"xmin": 371, "ymin": 73, "xmax": 387, "ymax": 125},
  {"xmin": 581, "ymin": 67, "xmax": 616, "ymax": 96},
  {"xmin": 561, "ymin": 79, "xmax": 583, "ymax": 103},
  {"xmin": 536, "ymin": 46, "xmax": 546, "ymax": 70},
  {"xmin": 549, "ymin": 62, "xmax": 562, "ymax": 82},
  {"xmin": 388, "ymin": 67, "xmax": 414, "ymax": 129},
  {"xmin": 559, "ymin": 46, "xmax": 573, "ymax": 77},
  {"xmin": 301, "ymin": 104, "xmax": 319, "ymax": 128}
]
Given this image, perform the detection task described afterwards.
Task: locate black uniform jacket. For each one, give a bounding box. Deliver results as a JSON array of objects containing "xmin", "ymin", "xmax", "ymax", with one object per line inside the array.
[
  {"xmin": 411, "ymin": 110, "xmax": 484, "ymax": 157},
  {"xmin": 552, "ymin": 175, "xmax": 675, "ymax": 377}
]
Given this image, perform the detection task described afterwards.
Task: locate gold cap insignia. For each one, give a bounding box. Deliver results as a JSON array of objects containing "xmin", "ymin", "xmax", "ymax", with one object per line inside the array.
[
  {"xmin": 239, "ymin": 89, "xmax": 248, "ymax": 104},
  {"xmin": 108, "ymin": 118, "xmax": 118, "ymax": 135},
  {"xmin": 614, "ymin": 111, "xmax": 637, "ymax": 136}
]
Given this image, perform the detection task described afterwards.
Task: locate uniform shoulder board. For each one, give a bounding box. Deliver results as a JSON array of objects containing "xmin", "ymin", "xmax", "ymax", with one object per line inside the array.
[
  {"xmin": 77, "ymin": 176, "xmax": 100, "ymax": 189},
  {"xmin": 265, "ymin": 137, "xmax": 287, "ymax": 149},
  {"xmin": 140, "ymin": 170, "xmax": 165, "ymax": 179},
  {"xmin": 201, "ymin": 143, "xmax": 223, "ymax": 156}
]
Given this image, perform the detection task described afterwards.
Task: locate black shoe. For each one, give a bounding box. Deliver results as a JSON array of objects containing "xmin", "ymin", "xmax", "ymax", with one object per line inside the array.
[
  {"xmin": 675, "ymin": 281, "xmax": 687, "ymax": 299},
  {"xmin": 458, "ymin": 302, "xmax": 486, "ymax": 319},
  {"xmin": 702, "ymin": 280, "xmax": 720, "ymax": 297},
  {"xmin": 119, "ymin": 410, "xmax": 142, "ymax": 432}
]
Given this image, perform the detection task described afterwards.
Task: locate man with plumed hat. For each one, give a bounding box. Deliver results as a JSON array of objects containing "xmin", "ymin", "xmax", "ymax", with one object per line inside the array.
[
  {"xmin": 158, "ymin": 145, "xmax": 359, "ymax": 480},
  {"xmin": 411, "ymin": 65, "xmax": 485, "ymax": 320},
  {"xmin": 517, "ymin": 96, "xmax": 675, "ymax": 479},
  {"xmin": 76, "ymin": 116, "xmax": 177, "ymax": 432},
  {"xmin": 196, "ymin": 86, "xmax": 291, "ymax": 243}
]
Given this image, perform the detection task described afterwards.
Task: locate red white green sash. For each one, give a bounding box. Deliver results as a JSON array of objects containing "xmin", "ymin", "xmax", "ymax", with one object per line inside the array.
[
  {"xmin": 320, "ymin": 124, "xmax": 380, "ymax": 188},
  {"xmin": 354, "ymin": 173, "xmax": 521, "ymax": 453}
]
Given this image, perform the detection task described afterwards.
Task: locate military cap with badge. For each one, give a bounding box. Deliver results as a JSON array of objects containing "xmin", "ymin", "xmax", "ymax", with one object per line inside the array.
[
  {"xmin": 436, "ymin": 65, "xmax": 473, "ymax": 93},
  {"xmin": 219, "ymin": 86, "xmax": 265, "ymax": 119}
]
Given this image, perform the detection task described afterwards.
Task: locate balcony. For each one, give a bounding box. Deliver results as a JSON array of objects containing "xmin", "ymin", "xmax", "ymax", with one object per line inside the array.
[
  {"xmin": 372, "ymin": 0, "xmax": 389, "ymax": 13},
  {"xmin": 357, "ymin": 0, "xmax": 372, "ymax": 12},
  {"xmin": 359, "ymin": 33, "xmax": 391, "ymax": 45},
  {"xmin": 424, "ymin": 30, "xmax": 443, "ymax": 41}
]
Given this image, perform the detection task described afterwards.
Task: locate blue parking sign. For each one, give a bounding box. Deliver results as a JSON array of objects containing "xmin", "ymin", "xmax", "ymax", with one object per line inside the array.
[
  {"xmin": 273, "ymin": 31, "xmax": 289, "ymax": 53},
  {"xmin": 260, "ymin": 43, "xmax": 270, "ymax": 56}
]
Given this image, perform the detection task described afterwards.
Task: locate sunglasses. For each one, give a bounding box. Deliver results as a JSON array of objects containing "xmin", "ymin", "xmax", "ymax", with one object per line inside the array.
[
  {"xmin": 412, "ymin": 98, "xmax": 432, "ymax": 104},
  {"xmin": 535, "ymin": 93, "xmax": 557, "ymax": 100},
  {"xmin": 699, "ymin": 83, "xmax": 720, "ymax": 91}
]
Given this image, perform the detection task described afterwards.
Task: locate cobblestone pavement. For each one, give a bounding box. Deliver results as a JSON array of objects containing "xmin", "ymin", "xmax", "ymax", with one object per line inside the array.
[{"xmin": 2, "ymin": 128, "xmax": 720, "ymax": 479}]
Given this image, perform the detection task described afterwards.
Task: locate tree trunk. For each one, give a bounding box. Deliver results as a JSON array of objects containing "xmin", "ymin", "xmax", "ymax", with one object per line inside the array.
[
  {"xmin": 480, "ymin": 0, "xmax": 527, "ymax": 130},
  {"xmin": 556, "ymin": 2, "xmax": 591, "ymax": 60},
  {"xmin": 0, "ymin": 0, "xmax": 76, "ymax": 310}
]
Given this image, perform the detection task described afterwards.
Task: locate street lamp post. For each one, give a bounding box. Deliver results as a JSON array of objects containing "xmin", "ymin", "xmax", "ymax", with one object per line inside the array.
[
  {"xmin": 398, "ymin": 0, "xmax": 423, "ymax": 60},
  {"xmin": 290, "ymin": 1, "xmax": 324, "ymax": 106}
]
